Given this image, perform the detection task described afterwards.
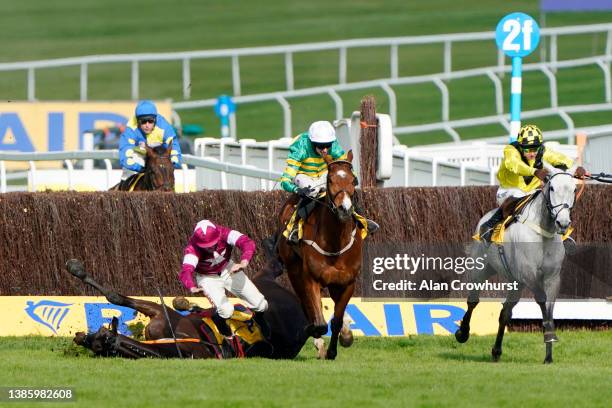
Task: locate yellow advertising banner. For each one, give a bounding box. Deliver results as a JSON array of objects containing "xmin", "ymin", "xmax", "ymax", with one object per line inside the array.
[
  {"xmin": 0, "ymin": 101, "xmax": 172, "ymax": 169},
  {"xmin": 0, "ymin": 296, "xmax": 502, "ymax": 337}
]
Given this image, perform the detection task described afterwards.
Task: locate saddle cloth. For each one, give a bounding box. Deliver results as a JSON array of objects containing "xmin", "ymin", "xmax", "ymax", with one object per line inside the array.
[
  {"xmin": 282, "ymin": 192, "xmax": 369, "ymax": 241},
  {"xmin": 195, "ymin": 304, "xmax": 266, "ymax": 359}
]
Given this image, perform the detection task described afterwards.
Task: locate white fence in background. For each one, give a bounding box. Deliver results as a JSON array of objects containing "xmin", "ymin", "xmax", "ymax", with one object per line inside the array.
[
  {"xmin": 174, "ymin": 53, "xmax": 612, "ymax": 144},
  {"xmin": 1, "ymin": 23, "xmax": 611, "ymax": 102},
  {"xmin": 0, "ymin": 151, "xmax": 282, "ymax": 193},
  {"xmin": 0, "ymin": 120, "xmax": 596, "ymax": 192}
]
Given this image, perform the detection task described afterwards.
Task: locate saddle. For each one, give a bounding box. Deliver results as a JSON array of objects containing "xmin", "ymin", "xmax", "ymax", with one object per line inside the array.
[
  {"xmin": 117, "ymin": 173, "xmax": 144, "ymax": 191},
  {"xmin": 188, "ymin": 303, "xmax": 270, "ymax": 359},
  {"xmin": 481, "ymin": 191, "xmax": 573, "ymax": 243}
]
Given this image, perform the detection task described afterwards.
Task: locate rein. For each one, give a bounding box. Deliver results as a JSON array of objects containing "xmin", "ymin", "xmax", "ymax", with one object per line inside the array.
[{"xmin": 302, "ymin": 160, "xmax": 358, "ymax": 257}]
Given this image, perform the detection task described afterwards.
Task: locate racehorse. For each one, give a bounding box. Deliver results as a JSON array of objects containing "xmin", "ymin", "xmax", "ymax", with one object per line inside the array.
[
  {"xmin": 275, "ymin": 150, "xmax": 363, "ymax": 360},
  {"xmin": 66, "ymin": 259, "xmax": 309, "ymax": 359},
  {"xmin": 455, "ymin": 163, "xmax": 578, "ymax": 364},
  {"xmin": 110, "ymin": 144, "xmax": 175, "ymax": 191}
]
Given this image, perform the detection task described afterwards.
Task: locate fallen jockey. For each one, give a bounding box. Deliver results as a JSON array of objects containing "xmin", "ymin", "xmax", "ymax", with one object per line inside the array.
[
  {"xmin": 279, "ymin": 120, "xmax": 379, "ymax": 244},
  {"xmin": 478, "ymin": 124, "xmax": 588, "ymax": 244},
  {"xmin": 179, "ymin": 220, "xmax": 269, "ymax": 337}
]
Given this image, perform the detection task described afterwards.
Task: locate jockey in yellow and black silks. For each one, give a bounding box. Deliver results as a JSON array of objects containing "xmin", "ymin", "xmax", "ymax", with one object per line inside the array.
[
  {"xmin": 479, "ymin": 124, "xmax": 588, "ymax": 243},
  {"xmin": 280, "ymin": 120, "xmax": 379, "ymax": 244},
  {"xmin": 118, "ymin": 100, "xmax": 182, "ymax": 180}
]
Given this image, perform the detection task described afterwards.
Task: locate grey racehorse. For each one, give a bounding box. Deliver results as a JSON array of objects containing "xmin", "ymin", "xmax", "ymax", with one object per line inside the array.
[{"xmin": 455, "ymin": 162, "xmax": 577, "ymax": 364}]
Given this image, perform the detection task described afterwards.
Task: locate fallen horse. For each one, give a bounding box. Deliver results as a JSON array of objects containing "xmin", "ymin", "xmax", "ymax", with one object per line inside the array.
[{"xmin": 66, "ymin": 259, "xmax": 310, "ymax": 359}]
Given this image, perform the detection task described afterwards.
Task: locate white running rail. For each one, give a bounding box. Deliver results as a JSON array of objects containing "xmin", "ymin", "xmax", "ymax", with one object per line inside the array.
[{"xmin": 1, "ymin": 23, "xmax": 611, "ymax": 101}]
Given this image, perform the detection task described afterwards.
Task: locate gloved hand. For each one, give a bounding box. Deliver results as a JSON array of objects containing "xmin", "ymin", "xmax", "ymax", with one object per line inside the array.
[
  {"xmin": 534, "ymin": 168, "xmax": 549, "ymax": 181},
  {"xmin": 296, "ymin": 186, "xmax": 313, "ymax": 198},
  {"xmin": 574, "ymin": 166, "xmax": 588, "ymax": 178}
]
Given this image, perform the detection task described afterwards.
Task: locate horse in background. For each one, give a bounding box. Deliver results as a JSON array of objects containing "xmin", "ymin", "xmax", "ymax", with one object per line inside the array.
[
  {"xmin": 275, "ymin": 151, "xmax": 363, "ymax": 360},
  {"xmin": 455, "ymin": 163, "xmax": 578, "ymax": 363},
  {"xmin": 66, "ymin": 259, "xmax": 310, "ymax": 360},
  {"xmin": 110, "ymin": 144, "xmax": 175, "ymax": 191}
]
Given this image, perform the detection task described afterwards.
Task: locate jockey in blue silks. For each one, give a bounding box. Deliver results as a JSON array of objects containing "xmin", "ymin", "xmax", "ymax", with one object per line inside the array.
[{"xmin": 118, "ymin": 100, "xmax": 182, "ymax": 180}]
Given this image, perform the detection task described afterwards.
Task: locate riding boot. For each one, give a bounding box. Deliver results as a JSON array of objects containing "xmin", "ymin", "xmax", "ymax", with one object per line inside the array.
[
  {"xmin": 212, "ymin": 312, "xmax": 232, "ymax": 337},
  {"xmin": 353, "ymin": 194, "xmax": 380, "ymax": 234},
  {"xmin": 287, "ymin": 198, "xmax": 306, "ymax": 245},
  {"xmin": 479, "ymin": 207, "xmax": 504, "ymax": 243},
  {"xmin": 253, "ymin": 311, "xmax": 271, "ymax": 340}
]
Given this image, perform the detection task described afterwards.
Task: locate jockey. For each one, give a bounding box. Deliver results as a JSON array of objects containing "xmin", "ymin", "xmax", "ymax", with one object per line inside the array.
[
  {"xmin": 179, "ymin": 219, "xmax": 268, "ymax": 337},
  {"xmin": 479, "ymin": 124, "xmax": 588, "ymax": 243},
  {"xmin": 280, "ymin": 120, "xmax": 379, "ymax": 244},
  {"xmin": 118, "ymin": 100, "xmax": 182, "ymax": 180}
]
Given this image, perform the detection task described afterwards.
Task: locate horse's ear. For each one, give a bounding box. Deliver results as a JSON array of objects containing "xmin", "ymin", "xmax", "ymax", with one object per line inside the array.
[
  {"xmin": 165, "ymin": 140, "xmax": 173, "ymax": 155},
  {"xmin": 324, "ymin": 154, "xmax": 333, "ymax": 165},
  {"xmin": 346, "ymin": 150, "xmax": 353, "ymax": 163},
  {"xmin": 110, "ymin": 316, "xmax": 118, "ymax": 335}
]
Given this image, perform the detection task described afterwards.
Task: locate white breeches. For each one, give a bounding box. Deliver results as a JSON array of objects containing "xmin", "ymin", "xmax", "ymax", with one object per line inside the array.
[
  {"xmin": 294, "ymin": 173, "xmax": 327, "ymax": 197},
  {"xmin": 495, "ymin": 187, "xmax": 534, "ymax": 206},
  {"xmin": 195, "ymin": 270, "xmax": 268, "ymax": 319}
]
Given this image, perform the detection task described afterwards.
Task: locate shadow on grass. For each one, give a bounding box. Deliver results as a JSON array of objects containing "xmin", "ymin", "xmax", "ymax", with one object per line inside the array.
[{"xmin": 437, "ymin": 351, "xmax": 493, "ymax": 363}]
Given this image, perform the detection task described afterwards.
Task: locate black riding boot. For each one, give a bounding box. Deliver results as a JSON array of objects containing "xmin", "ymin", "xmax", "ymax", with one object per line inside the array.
[
  {"xmin": 479, "ymin": 207, "xmax": 504, "ymax": 243},
  {"xmin": 212, "ymin": 312, "xmax": 232, "ymax": 337},
  {"xmin": 353, "ymin": 194, "xmax": 380, "ymax": 234}
]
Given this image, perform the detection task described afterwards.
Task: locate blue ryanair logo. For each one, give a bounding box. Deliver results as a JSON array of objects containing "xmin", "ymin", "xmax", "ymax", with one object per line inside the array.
[{"xmin": 25, "ymin": 300, "xmax": 73, "ymax": 334}]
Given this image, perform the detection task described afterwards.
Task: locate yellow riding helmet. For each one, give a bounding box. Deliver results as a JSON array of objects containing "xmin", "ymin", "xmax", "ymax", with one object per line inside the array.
[{"xmin": 517, "ymin": 124, "xmax": 543, "ymax": 149}]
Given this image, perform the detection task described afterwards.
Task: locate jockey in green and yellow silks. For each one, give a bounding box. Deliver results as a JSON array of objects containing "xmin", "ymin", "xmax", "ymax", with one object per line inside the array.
[
  {"xmin": 479, "ymin": 124, "xmax": 588, "ymax": 243},
  {"xmin": 280, "ymin": 121, "xmax": 379, "ymax": 244}
]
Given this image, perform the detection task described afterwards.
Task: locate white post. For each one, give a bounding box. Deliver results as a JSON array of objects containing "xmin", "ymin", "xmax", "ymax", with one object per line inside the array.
[
  {"xmin": 82, "ymin": 132, "xmax": 94, "ymax": 171},
  {"xmin": 80, "ymin": 63, "xmax": 88, "ymax": 101},
  {"xmin": 0, "ymin": 161, "xmax": 6, "ymax": 193}
]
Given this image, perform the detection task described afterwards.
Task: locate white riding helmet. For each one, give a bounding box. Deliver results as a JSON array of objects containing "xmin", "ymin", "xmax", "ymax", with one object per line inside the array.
[{"xmin": 308, "ymin": 121, "xmax": 336, "ymax": 144}]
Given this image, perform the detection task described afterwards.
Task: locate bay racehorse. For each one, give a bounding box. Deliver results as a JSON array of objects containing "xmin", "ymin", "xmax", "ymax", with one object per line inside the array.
[
  {"xmin": 455, "ymin": 163, "xmax": 579, "ymax": 363},
  {"xmin": 110, "ymin": 144, "xmax": 175, "ymax": 191},
  {"xmin": 275, "ymin": 150, "xmax": 363, "ymax": 360},
  {"xmin": 66, "ymin": 259, "xmax": 309, "ymax": 359}
]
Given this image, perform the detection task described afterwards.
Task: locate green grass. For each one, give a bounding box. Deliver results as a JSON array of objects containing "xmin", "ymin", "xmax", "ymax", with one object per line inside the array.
[
  {"xmin": 1, "ymin": 331, "xmax": 611, "ymax": 407},
  {"xmin": 1, "ymin": 1, "xmax": 612, "ymax": 143}
]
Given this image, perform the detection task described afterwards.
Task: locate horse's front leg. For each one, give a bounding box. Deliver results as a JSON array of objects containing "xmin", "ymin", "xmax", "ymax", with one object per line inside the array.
[
  {"xmin": 537, "ymin": 274, "xmax": 560, "ymax": 364},
  {"xmin": 326, "ymin": 282, "xmax": 355, "ymax": 360},
  {"xmin": 288, "ymin": 270, "xmax": 327, "ymax": 338}
]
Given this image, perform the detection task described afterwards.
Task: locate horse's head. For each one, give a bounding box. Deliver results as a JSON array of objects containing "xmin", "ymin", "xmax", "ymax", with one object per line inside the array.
[
  {"xmin": 144, "ymin": 144, "xmax": 175, "ymax": 192},
  {"xmin": 324, "ymin": 150, "xmax": 356, "ymax": 222},
  {"xmin": 542, "ymin": 162, "xmax": 577, "ymax": 234},
  {"xmin": 74, "ymin": 326, "xmax": 117, "ymax": 357}
]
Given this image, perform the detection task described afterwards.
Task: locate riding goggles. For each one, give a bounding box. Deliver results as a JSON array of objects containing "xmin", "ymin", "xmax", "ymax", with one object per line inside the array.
[
  {"xmin": 312, "ymin": 141, "xmax": 333, "ymax": 150},
  {"xmin": 521, "ymin": 146, "xmax": 540, "ymax": 153},
  {"xmin": 138, "ymin": 117, "xmax": 156, "ymax": 125}
]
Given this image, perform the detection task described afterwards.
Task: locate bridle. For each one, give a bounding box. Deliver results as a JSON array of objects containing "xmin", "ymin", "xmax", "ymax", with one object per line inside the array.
[
  {"xmin": 325, "ymin": 160, "xmax": 356, "ymax": 215},
  {"xmin": 543, "ymin": 172, "xmax": 576, "ymax": 224},
  {"xmin": 144, "ymin": 153, "xmax": 174, "ymax": 191}
]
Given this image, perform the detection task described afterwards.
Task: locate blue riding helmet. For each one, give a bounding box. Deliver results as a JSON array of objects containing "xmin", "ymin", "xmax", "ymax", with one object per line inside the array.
[{"xmin": 135, "ymin": 100, "xmax": 158, "ymax": 119}]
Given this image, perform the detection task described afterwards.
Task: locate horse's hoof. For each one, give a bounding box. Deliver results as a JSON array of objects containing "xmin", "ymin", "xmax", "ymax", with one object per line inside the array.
[
  {"xmin": 455, "ymin": 328, "xmax": 470, "ymax": 343},
  {"xmin": 543, "ymin": 358, "xmax": 553, "ymax": 364},
  {"xmin": 339, "ymin": 329, "xmax": 354, "ymax": 348},
  {"xmin": 491, "ymin": 348, "xmax": 502, "ymax": 362},
  {"xmin": 313, "ymin": 338, "xmax": 326, "ymax": 360},
  {"xmin": 65, "ymin": 259, "xmax": 86, "ymax": 279},
  {"xmin": 325, "ymin": 349, "xmax": 337, "ymax": 360}
]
